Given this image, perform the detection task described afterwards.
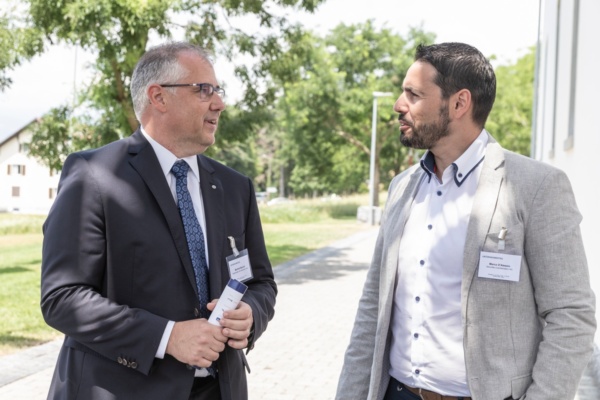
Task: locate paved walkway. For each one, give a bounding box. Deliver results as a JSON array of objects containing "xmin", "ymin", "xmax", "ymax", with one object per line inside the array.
[
  {"xmin": 1, "ymin": 227, "xmax": 599, "ymax": 399},
  {"xmin": 0, "ymin": 228, "xmax": 379, "ymax": 400}
]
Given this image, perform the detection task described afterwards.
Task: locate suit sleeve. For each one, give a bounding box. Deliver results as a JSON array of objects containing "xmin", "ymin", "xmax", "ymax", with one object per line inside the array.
[
  {"xmin": 40, "ymin": 153, "xmax": 168, "ymax": 375},
  {"xmin": 524, "ymin": 168, "xmax": 596, "ymax": 399},
  {"xmin": 239, "ymin": 177, "xmax": 277, "ymax": 350}
]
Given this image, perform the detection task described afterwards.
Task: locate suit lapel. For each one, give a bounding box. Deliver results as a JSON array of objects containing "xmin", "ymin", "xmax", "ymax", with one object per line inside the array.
[
  {"xmin": 197, "ymin": 155, "xmax": 226, "ymax": 297},
  {"xmin": 461, "ymin": 136, "xmax": 505, "ymax": 317},
  {"xmin": 127, "ymin": 130, "xmax": 199, "ymax": 296},
  {"xmin": 382, "ymin": 167, "xmax": 424, "ymax": 297}
]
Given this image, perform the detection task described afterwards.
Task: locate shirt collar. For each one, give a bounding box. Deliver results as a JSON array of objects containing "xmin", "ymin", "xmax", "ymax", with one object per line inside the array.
[
  {"xmin": 140, "ymin": 126, "xmax": 200, "ymax": 182},
  {"xmin": 419, "ymin": 129, "xmax": 489, "ymax": 187}
]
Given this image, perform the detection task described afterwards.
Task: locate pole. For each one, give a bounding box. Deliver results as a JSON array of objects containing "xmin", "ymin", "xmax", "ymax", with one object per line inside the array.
[
  {"xmin": 368, "ymin": 96, "xmax": 378, "ymax": 225},
  {"xmin": 368, "ymin": 92, "xmax": 393, "ymax": 225}
]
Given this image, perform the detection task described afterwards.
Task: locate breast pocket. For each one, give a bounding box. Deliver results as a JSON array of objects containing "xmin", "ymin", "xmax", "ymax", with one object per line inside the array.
[{"xmin": 482, "ymin": 223, "xmax": 525, "ymax": 256}]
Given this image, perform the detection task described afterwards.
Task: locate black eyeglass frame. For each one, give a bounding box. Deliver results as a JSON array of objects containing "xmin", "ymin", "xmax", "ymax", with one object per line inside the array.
[{"xmin": 158, "ymin": 83, "xmax": 225, "ymax": 99}]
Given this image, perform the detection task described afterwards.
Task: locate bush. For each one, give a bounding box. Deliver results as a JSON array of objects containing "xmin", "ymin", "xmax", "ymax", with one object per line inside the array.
[
  {"xmin": 0, "ymin": 214, "xmax": 46, "ymax": 235},
  {"xmin": 259, "ymin": 195, "xmax": 365, "ymax": 223}
]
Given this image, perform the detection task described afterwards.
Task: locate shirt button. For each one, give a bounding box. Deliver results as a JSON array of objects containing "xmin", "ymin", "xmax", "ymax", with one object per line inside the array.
[
  {"xmin": 437, "ymin": 190, "xmax": 442, "ymax": 196},
  {"xmin": 413, "ymin": 333, "xmax": 419, "ymax": 339},
  {"xmin": 415, "ymin": 296, "xmax": 420, "ymax": 303},
  {"xmin": 419, "ymin": 260, "xmax": 425, "ymax": 266},
  {"xmin": 415, "ymin": 369, "xmax": 421, "ymax": 375},
  {"xmin": 427, "ymin": 224, "xmax": 433, "ymax": 230},
  {"xmin": 458, "ymin": 172, "xmax": 463, "ymax": 178}
]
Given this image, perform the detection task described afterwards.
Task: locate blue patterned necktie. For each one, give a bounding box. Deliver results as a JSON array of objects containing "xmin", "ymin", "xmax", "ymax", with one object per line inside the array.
[{"xmin": 171, "ymin": 160, "xmax": 210, "ymax": 318}]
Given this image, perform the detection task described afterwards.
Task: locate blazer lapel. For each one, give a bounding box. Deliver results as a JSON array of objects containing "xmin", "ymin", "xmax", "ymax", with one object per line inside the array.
[
  {"xmin": 197, "ymin": 155, "xmax": 227, "ymax": 297},
  {"xmin": 127, "ymin": 130, "xmax": 199, "ymax": 296},
  {"xmin": 461, "ymin": 136, "xmax": 505, "ymax": 317},
  {"xmin": 381, "ymin": 167, "xmax": 424, "ymax": 298}
]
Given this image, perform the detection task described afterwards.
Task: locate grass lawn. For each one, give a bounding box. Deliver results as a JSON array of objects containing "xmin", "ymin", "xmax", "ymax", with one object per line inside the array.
[
  {"xmin": 0, "ymin": 215, "xmax": 60, "ymax": 355},
  {"xmin": 0, "ymin": 194, "xmax": 378, "ymax": 355}
]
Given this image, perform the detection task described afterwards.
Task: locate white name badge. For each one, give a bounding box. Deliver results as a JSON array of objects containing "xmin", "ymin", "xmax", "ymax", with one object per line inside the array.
[
  {"xmin": 478, "ymin": 251, "xmax": 522, "ymax": 282},
  {"xmin": 226, "ymin": 248, "xmax": 253, "ymax": 283}
]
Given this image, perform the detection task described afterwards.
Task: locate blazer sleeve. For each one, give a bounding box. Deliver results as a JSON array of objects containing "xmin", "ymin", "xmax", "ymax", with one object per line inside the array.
[
  {"xmin": 40, "ymin": 153, "xmax": 168, "ymax": 375},
  {"xmin": 238, "ymin": 177, "xmax": 277, "ymax": 350},
  {"xmin": 523, "ymin": 168, "xmax": 596, "ymax": 399}
]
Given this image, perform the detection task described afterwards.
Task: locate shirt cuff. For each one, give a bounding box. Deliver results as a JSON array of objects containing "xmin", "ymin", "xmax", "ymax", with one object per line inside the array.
[{"xmin": 155, "ymin": 320, "xmax": 175, "ymax": 359}]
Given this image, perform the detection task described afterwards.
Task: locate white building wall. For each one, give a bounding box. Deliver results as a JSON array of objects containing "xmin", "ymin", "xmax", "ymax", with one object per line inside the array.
[
  {"xmin": 534, "ymin": 0, "xmax": 600, "ymax": 342},
  {"xmin": 0, "ymin": 130, "xmax": 59, "ymax": 214}
]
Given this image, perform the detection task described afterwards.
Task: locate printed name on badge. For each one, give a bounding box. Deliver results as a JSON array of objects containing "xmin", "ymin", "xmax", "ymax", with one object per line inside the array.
[
  {"xmin": 478, "ymin": 251, "xmax": 522, "ymax": 282},
  {"xmin": 226, "ymin": 236, "xmax": 253, "ymax": 282}
]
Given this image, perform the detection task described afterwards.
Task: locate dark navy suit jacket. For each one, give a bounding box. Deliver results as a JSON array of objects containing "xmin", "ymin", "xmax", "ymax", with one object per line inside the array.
[{"xmin": 41, "ymin": 129, "xmax": 277, "ymax": 400}]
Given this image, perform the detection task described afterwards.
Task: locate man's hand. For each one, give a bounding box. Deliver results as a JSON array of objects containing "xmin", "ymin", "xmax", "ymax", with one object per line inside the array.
[
  {"xmin": 207, "ymin": 300, "xmax": 253, "ymax": 349},
  {"xmin": 166, "ymin": 319, "xmax": 227, "ymax": 367}
]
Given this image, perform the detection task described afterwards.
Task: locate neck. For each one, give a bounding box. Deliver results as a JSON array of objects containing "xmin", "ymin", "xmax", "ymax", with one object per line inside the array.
[{"xmin": 430, "ymin": 127, "xmax": 482, "ymax": 180}]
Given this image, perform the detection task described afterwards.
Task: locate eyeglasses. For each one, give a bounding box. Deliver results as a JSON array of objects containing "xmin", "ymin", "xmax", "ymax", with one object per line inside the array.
[{"xmin": 159, "ymin": 83, "xmax": 225, "ymax": 100}]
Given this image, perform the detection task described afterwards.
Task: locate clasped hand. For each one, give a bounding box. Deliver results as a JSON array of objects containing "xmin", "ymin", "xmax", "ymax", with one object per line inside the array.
[{"xmin": 166, "ymin": 300, "xmax": 253, "ymax": 367}]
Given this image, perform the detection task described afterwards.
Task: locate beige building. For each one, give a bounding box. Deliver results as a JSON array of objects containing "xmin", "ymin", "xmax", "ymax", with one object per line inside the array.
[{"xmin": 0, "ymin": 120, "xmax": 59, "ymax": 214}]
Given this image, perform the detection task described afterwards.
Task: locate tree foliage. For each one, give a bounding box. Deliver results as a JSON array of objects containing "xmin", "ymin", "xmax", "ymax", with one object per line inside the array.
[
  {"xmin": 271, "ymin": 22, "xmax": 435, "ymax": 200},
  {"xmin": 486, "ymin": 47, "xmax": 536, "ymax": 155},
  {"xmin": 7, "ymin": 0, "xmax": 325, "ymax": 170},
  {"xmin": 0, "ymin": 3, "xmax": 44, "ymax": 91},
  {"xmin": 4, "ymin": 0, "xmax": 535, "ymax": 197}
]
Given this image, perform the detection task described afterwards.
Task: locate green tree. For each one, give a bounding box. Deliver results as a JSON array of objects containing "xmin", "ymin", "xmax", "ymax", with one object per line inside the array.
[
  {"xmin": 0, "ymin": 3, "xmax": 43, "ymax": 91},
  {"xmin": 4, "ymin": 0, "xmax": 325, "ymax": 170},
  {"xmin": 486, "ymin": 47, "xmax": 536, "ymax": 155},
  {"xmin": 274, "ymin": 22, "xmax": 435, "ymax": 202}
]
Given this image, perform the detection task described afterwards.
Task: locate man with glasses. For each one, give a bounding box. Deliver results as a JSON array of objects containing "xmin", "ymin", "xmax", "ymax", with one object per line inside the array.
[{"xmin": 41, "ymin": 42, "xmax": 277, "ymax": 400}]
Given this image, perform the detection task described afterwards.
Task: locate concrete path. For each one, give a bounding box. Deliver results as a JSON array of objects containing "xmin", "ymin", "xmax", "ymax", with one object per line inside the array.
[
  {"xmin": 0, "ymin": 228, "xmax": 379, "ymax": 400},
  {"xmin": 1, "ymin": 226, "xmax": 599, "ymax": 399}
]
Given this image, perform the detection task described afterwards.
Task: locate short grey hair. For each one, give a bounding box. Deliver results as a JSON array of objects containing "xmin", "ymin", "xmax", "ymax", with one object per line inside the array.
[{"xmin": 130, "ymin": 42, "xmax": 214, "ymax": 121}]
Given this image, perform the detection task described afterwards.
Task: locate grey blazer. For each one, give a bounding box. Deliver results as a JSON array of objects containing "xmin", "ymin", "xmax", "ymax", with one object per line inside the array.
[{"xmin": 336, "ymin": 134, "xmax": 596, "ymax": 400}]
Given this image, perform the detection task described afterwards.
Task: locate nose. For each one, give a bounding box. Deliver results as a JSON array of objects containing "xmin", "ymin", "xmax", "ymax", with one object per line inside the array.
[
  {"xmin": 394, "ymin": 92, "xmax": 407, "ymax": 114},
  {"xmin": 211, "ymin": 92, "xmax": 226, "ymax": 111}
]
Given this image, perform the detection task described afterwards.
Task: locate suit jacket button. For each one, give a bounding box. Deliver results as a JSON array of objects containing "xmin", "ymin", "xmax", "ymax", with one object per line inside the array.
[
  {"xmin": 194, "ymin": 308, "xmax": 200, "ymax": 317},
  {"xmin": 130, "ymin": 362, "xmax": 138, "ymax": 369},
  {"xmin": 117, "ymin": 357, "xmax": 124, "ymax": 364}
]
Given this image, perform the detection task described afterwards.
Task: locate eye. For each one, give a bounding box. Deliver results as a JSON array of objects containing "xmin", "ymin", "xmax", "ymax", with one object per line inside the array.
[{"xmin": 200, "ymin": 85, "xmax": 213, "ymax": 96}]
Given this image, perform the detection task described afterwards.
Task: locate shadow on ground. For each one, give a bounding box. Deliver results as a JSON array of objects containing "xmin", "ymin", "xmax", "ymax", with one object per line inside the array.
[{"xmin": 275, "ymin": 243, "xmax": 371, "ymax": 285}]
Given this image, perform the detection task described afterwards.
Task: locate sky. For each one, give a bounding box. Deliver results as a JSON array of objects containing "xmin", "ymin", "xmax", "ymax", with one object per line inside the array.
[{"xmin": 0, "ymin": 0, "xmax": 540, "ymax": 142}]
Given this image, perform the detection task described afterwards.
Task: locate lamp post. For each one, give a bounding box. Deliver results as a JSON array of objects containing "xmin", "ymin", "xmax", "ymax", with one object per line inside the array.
[{"xmin": 368, "ymin": 91, "xmax": 393, "ymax": 225}]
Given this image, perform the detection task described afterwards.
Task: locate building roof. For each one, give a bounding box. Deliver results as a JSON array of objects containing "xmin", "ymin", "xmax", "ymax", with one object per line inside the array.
[{"xmin": 0, "ymin": 118, "xmax": 39, "ymax": 147}]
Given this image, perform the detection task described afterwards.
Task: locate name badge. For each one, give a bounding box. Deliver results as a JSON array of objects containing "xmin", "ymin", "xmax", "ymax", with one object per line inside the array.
[
  {"xmin": 478, "ymin": 251, "xmax": 522, "ymax": 282},
  {"xmin": 226, "ymin": 236, "xmax": 253, "ymax": 282}
]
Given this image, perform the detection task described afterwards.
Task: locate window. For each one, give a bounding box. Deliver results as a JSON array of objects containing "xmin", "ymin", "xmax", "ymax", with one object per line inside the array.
[
  {"xmin": 7, "ymin": 164, "xmax": 26, "ymax": 176},
  {"xmin": 19, "ymin": 143, "xmax": 29, "ymax": 153},
  {"xmin": 12, "ymin": 187, "xmax": 20, "ymax": 197}
]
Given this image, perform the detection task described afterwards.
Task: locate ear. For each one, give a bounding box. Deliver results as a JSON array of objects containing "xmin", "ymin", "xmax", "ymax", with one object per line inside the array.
[
  {"xmin": 147, "ymin": 84, "xmax": 168, "ymax": 113},
  {"xmin": 451, "ymin": 89, "xmax": 472, "ymax": 120}
]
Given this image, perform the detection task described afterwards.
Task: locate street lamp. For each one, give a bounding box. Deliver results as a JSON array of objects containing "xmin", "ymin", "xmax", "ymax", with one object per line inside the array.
[{"xmin": 368, "ymin": 91, "xmax": 393, "ymax": 225}]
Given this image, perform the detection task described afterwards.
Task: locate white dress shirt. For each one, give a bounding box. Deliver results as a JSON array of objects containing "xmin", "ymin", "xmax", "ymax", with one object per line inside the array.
[
  {"xmin": 140, "ymin": 128, "xmax": 211, "ymax": 376},
  {"xmin": 389, "ymin": 130, "xmax": 488, "ymax": 397}
]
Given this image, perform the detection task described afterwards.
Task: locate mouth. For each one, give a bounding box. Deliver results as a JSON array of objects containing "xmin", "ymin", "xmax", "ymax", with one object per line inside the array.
[
  {"xmin": 398, "ymin": 119, "xmax": 412, "ymax": 132},
  {"xmin": 205, "ymin": 118, "xmax": 218, "ymax": 126}
]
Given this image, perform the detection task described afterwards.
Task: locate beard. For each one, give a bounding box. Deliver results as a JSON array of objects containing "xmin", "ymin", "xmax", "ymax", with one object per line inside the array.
[{"xmin": 399, "ymin": 103, "xmax": 451, "ymax": 149}]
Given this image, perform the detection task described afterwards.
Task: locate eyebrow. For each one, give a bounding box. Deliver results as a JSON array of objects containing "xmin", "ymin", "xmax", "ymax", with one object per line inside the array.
[{"xmin": 403, "ymin": 86, "xmax": 424, "ymax": 96}]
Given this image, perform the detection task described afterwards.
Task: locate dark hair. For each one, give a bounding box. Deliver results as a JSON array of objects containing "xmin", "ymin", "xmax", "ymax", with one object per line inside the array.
[{"xmin": 414, "ymin": 42, "xmax": 496, "ymax": 128}]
